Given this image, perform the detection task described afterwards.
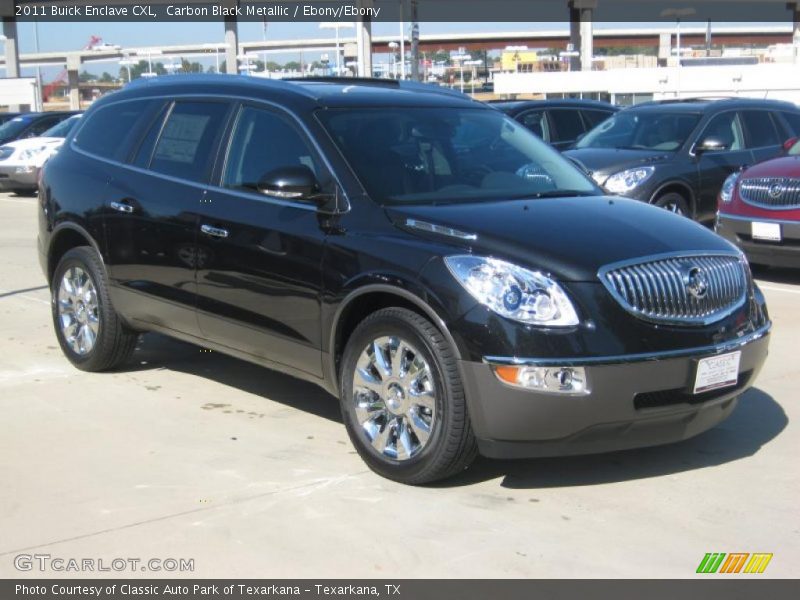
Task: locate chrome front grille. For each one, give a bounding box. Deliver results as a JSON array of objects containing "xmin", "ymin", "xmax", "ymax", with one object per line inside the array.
[
  {"xmin": 739, "ymin": 177, "xmax": 800, "ymax": 209},
  {"xmin": 599, "ymin": 253, "xmax": 748, "ymax": 325}
]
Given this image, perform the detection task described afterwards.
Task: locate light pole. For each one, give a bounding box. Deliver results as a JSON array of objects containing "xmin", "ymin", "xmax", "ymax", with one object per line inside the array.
[
  {"xmin": 388, "ymin": 41, "xmax": 399, "ymax": 78},
  {"xmin": 202, "ymin": 43, "xmax": 229, "ymax": 73},
  {"xmin": 119, "ymin": 58, "xmax": 136, "ymax": 82},
  {"xmin": 319, "ymin": 22, "xmax": 354, "ymax": 76},
  {"xmin": 136, "ymin": 48, "xmax": 163, "ymax": 76},
  {"xmin": 33, "ymin": 21, "xmax": 43, "ymax": 111},
  {"xmin": 661, "ymin": 7, "xmax": 696, "ymax": 97}
]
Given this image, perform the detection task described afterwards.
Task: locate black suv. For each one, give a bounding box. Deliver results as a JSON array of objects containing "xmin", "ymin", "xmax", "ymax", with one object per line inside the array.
[
  {"xmin": 39, "ymin": 76, "xmax": 770, "ymax": 484},
  {"xmin": 564, "ymin": 98, "xmax": 800, "ymax": 222},
  {"xmin": 491, "ymin": 99, "xmax": 618, "ymax": 150}
]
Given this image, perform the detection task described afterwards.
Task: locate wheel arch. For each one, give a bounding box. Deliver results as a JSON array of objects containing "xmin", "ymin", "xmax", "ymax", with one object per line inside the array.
[
  {"xmin": 649, "ymin": 180, "xmax": 697, "ymax": 217},
  {"xmin": 326, "ymin": 284, "xmax": 462, "ymax": 396},
  {"xmin": 47, "ymin": 223, "xmax": 105, "ymax": 285}
]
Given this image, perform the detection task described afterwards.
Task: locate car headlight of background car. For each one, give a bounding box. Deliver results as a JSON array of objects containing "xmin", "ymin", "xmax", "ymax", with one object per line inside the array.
[
  {"xmin": 444, "ymin": 255, "xmax": 579, "ymax": 327},
  {"xmin": 719, "ymin": 171, "xmax": 740, "ymax": 203},
  {"xmin": 603, "ymin": 166, "xmax": 656, "ymax": 194},
  {"xmin": 19, "ymin": 146, "xmax": 49, "ymax": 162}
]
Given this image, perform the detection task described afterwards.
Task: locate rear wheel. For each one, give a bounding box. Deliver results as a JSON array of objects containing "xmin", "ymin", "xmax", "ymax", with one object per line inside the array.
[
  {"xmin": 653, "ymin": 192, "xmax": 690, "ymax": 217},
  {"xmin": 339, "ymin": 307, "xmax": 477, "ymax": 484},
  {"xmin": 51, "ymin": 246, "xmax": 138, "ymax": 371}
]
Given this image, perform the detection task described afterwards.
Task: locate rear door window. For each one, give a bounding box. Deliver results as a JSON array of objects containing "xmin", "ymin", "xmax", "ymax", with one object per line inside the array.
[
  {"xmin": 74, "ymin": 100, "xmax": 159, "ymax": 161},
  {"xmin": 149, "ymin": 101, "xmax": 230, "ymax": 182},
  {"xmin": 548, "ymin": 108, "xmax": 585, "ymax": 143},
  {"xmin": 581, "ymin": 109, "xmax": 614, "ymax": 128},
  {"xmin": 740, "ymin": 110, "xmax": 781, "ymax": 148},
  {"xmin": 780, "ymin": 111, "xmax": 800, "ymax": 136}
]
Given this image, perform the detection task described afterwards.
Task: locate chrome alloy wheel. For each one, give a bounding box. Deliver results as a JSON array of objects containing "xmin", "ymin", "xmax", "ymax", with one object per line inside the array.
[
  {"xmin": 352, "ymin": 336, "xmax": 436, "ymax": 461},
  {"xmin": 56, "ymin": 266, "xmax": 100, "ymax": 356},
  {"xmin": 663, "ymin": 201, "xmax": 685, "ymax": 215}
]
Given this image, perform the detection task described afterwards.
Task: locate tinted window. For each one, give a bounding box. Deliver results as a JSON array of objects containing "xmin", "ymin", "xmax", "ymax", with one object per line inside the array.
[
  {"xmin": 132, "ymin": 104, "xmax": 171, "ymax": 168},
  {"xmin": 42, "ymin": 115, "xmax": 81, "ymax": 138},
  {"xmin": 150, "ymin": 101, "xmax": 229, "ymax": 182},
  {"xmin": 318, "ymin": 107, "xmax": 597, "ymax": 206},
  {"xmin": 222, "ymin": 106, "xmax": 319, "ymax": 192},
  {"xmin": 0, "ymin": 116, "xmax": 34, "ymax": 138},
  {"xmin": 517, "ymin": 110, "xmax": 549, "ymax": 142},
  {"xmin": 577, "ymin": 110, "xmax": 701, "ymax": 151},
  {"xmin": 582, "ymin": 109, "xmax": 614, "ymax": 128},
  {"xmin": 548, "ymin": 109, "xmax": 585, "ymax": 142},
  {"xmin": 781, "ymin": 111, "xmax": 800, "ymax": 136},
  {"xmin": 75, "ymin": 100, "xmax": 156, "ymax": 160},
  {"xmin": 29, "ymin": 116, "xmax": 62, "ymax": 136},
  {"xmin": 699, "ymin": 112, "xmax": 745, "ymax": 151},
  {"xmin": 741, "ymin": 111, "xmax": 781, "ymax": 148}
]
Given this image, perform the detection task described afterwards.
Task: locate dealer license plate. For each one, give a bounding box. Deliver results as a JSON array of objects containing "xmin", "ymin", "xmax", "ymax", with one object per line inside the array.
[
  {"xmin": 751, "ymin": 221, "xmax": 781, "ymax": 242},
  {"xmin": 693, "ymin": 351, "xmax": 741, "ymax": 394}
]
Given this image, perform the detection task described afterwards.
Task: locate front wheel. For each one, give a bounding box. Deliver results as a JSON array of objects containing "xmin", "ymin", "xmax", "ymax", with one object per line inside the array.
[
  {"xmin": 653, "ymin": 192, "xmax": 690, "ymax": 217},
  {"xmin": 339, "ymin": 308, "xmax": 477, "ymax": 484}
]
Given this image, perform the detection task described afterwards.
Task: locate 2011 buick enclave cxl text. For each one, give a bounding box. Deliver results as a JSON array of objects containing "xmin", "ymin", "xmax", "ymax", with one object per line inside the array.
[{"xmin": 38, "ymin": 75, "xmax": 771, "ymax": 484}]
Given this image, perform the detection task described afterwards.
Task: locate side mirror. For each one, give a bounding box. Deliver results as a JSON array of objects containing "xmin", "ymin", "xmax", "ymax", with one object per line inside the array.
[
  {"xmin": 694, "ymin": 136, "xmax": 729, "ymax": 155},
  {"xmin": 257, "ymin": 165, "xmax": 320, "ymax": 201},
  {"xmin": 782, "ymin": 137, "xmax": 798, "ymax": 153}
]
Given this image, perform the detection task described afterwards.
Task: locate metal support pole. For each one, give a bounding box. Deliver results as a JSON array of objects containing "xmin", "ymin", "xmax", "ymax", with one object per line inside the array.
[
  {"xmin": 224, "ymin": 16, "xmax": 239, "ymax": 74},
  {"xmin": 356, "ymin": 1, "xmax": 373, "ymax": 77}
]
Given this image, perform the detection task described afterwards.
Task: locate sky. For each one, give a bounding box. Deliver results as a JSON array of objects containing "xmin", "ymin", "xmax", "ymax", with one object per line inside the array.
[{"xmin": 8, "ymin": 20, "xmax": 789, "ymax": 79}]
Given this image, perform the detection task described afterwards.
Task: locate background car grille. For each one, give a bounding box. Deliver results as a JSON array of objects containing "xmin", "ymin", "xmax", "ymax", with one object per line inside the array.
[
  {"xmin": 739, "ymin": 177, "xmax": 800, "ymax": 209},
  {"xmin": 0, "ymin": 147, "xmax": 14, "ymax": 161},
  {"xmin": 599, "ymin": 254, "xmax": 748, "ymax": 325}
]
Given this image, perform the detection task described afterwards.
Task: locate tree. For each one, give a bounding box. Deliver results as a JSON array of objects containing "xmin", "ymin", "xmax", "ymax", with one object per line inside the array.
[
  {"xmin": 179, "ymin": 59, "xmax": 204, "ymax": 74},
  {"xmin": 99, "ymin": 72, "xmax": 114, "ymax": 83},
  {"xmin": 78, "ymin": 70, "xmax": 95, "ymax": 83}
]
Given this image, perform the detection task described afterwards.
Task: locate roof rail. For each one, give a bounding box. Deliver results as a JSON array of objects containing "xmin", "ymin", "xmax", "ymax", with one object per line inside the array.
[{"xmin": 285, "ymin": 76, "xmax": 476, "ymax": 102}]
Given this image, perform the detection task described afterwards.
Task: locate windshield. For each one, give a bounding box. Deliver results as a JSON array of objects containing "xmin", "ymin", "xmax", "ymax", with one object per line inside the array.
[
  {"xmin": 576, "ymin": 110, "xmax": 701, "ymax": 152},
  {"xmin": 317, "ymin": 107, "xmax": 598, "ymax": 205},
  {"xmin": 42, "ymin": 115, "xmax": 80, "ymax": 138},
  {"xmin": 0, "ymin": 117, "xmax": 32, "ymax": 138}
]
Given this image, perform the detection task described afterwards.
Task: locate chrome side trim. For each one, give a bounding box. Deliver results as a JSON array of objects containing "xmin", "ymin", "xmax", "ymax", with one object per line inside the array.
[
  {"xmin": 405, "ymin": 219, "xmax": 477, "ymax": 241},
  {"xmin": 483, "ymin": 322, "xmax": 771, "ymax": 367}
]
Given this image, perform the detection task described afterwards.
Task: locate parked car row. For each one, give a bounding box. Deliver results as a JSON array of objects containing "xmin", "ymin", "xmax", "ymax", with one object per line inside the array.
[
  {"xmin": 494, "ymin": 96, "xmax": 800, "ymax": 268},
  {"xmin": 0, "ymin": 112, "xmax": 81, "ymax": 193}
]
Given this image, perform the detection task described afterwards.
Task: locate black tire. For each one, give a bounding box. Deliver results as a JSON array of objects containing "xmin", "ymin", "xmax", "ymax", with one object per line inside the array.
[
  {"xmin": 339, "ymin": 307, "xmax": 477, "ymax": 485},
  {"xmin": 51, "ymin": 246, "xmax": 138, "ymax": 371},
  {"xmin": 653, "ymin": 192, "xmax": 691, "ymax": 218}
]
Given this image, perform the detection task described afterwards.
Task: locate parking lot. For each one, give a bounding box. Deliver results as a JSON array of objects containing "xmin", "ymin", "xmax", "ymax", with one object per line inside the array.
[{"xmin": 0, "ymin": 189, "xmax": 797, "ymax": 578}]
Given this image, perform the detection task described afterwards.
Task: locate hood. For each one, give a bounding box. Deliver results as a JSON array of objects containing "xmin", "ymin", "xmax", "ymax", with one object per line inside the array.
[
  {"xmin": 564, "ymin": 148, "xmax": 671, "ymax": 183},
  {"xmin": 740, "ymin": 155, "xmax": 800, "ymax": 179},
  {"xmin": 1, "ymin": 136, "xmax": 64, "ymax": 151},
  {"xmin": 387, "ymin": 196, "xmax": 735, "ymax": 282}
]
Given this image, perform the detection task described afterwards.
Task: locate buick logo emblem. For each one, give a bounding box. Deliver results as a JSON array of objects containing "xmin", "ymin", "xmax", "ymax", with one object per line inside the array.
[
  {"xmin": 685, "ymin": 266, "xmax": 709, "ymax": 300},
  {"xmin": 768, "ymin": 181, "xmax": 784, "ymax": 199}
]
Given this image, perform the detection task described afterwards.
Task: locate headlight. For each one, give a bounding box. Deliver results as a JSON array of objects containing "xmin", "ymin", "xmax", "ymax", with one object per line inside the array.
[
  {"xmin": 444, "ymin": 255, "xmax": 579, "ymax": 326},
  {"xmin": 719, "ymin": 171, "xmax": 739, "ymax": 203},
  {"xmin": 590, "ymin": 171, "xmax": 607, "ymax": 186},
  {"xmin": 604, "ymin": 166, "xmax": 655, "ymax": 194},
  {"xmin": 19, "ymin": 146, "xmax": 48, "ymax": 161}
]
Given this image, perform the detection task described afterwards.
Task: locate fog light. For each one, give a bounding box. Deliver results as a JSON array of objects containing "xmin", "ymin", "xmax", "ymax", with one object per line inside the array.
[{"xmin": 492, "ymin": 364, "xmax": 589, "ymax": 395}]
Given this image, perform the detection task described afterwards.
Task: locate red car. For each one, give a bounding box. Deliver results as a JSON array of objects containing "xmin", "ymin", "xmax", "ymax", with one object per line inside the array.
[{"xmin": 716, "ymin": 138, "xmax": 800, "ymax": 268}]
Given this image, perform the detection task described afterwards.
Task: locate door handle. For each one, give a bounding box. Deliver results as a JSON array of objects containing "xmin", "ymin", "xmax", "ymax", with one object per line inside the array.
[
  {"xmin": 200, "ymin": 224, "xmax": 229, "ymax": 239},
  {"xmin": 109, "ymin": 200, "xmax": 134, "ymax": 214}
]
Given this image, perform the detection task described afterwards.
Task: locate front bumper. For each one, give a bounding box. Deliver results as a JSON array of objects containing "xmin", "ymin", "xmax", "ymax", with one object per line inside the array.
[
  {"xmin": 716, "ymin": 213, "xmax": 800, "ymax": 268},
  {"xmin": 460, "ymin": 323, "xmax": 770, "ymax": 459},
  {"xmin": 0, "ymin": 164, "xmax": 38, "ymax": 190}
]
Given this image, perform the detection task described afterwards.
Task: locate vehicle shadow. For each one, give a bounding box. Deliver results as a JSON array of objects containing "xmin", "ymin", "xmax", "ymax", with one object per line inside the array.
[
  {"xmin": 121, "ymin": 333, "xmax": 786, "ymax": 490},
  {"xmin": 439, "ymin": 387, "xmax": 786, "ymax": 489},
  {"xmin": 125, "ymin": 332, "xmax": 342, "ymax": 423},
  {"xmin": 751, "ymin": 265, "xmax": 800, "ymax": 285}
]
